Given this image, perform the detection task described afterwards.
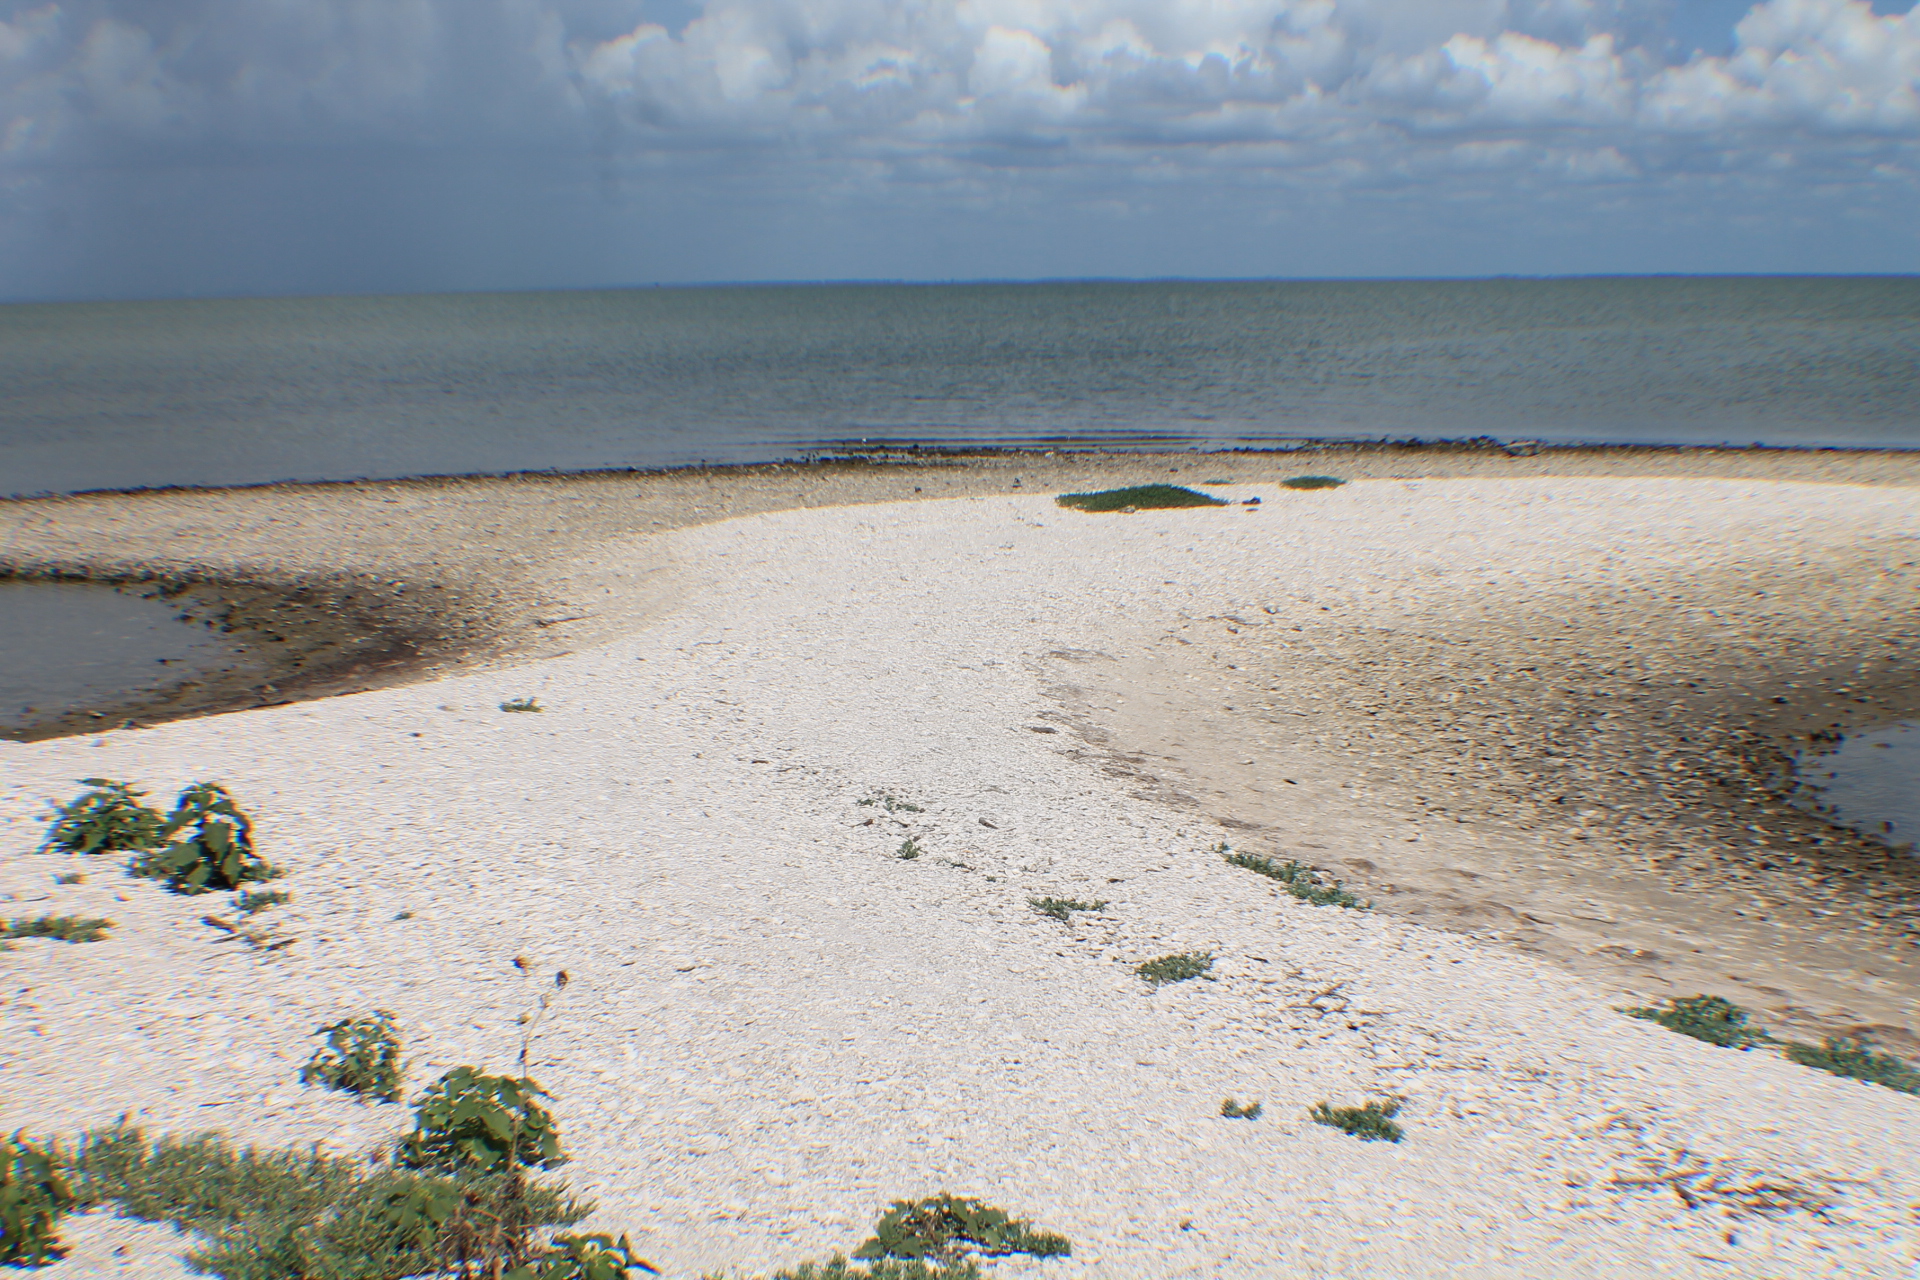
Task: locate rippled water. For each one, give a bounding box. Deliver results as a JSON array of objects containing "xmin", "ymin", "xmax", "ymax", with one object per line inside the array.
[
  {"xmin": 4, "ymin": 276, "xmax": 1916, "ymax": 497},
  {"xmin": 1792, "ymin": 722, "xmax": 1920, "ymax": 849},
  {"xmin": 0, "ymin": 582, "xmax": 246, "ymax": 733}
]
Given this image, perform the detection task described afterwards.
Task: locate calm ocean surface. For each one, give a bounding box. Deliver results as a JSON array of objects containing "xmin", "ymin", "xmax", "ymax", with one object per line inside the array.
[{"xmin": 3, "ymin": 276, "xmax": 1917, "ymax": 497}]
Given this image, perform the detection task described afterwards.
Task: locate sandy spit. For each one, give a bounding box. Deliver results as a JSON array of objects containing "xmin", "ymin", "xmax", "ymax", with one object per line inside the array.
[{"xmin": 4, "ymin": 472, "xmax": 1920, "ymax": 1278}]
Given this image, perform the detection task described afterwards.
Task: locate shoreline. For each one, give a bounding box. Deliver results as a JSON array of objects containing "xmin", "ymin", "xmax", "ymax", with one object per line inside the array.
[
  {"xmin": 5, "ymin": 461, "xmax": 1920, "ymax": 1276},
  {"xmin": 7, "ymin": 441, "xmax": 1920, "ymax": 742}
]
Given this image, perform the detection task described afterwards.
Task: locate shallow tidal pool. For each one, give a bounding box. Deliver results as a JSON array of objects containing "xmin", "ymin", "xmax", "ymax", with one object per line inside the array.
[{"xmin": 0, "ymin": 581, "xmax": 247, "ymax": 734}]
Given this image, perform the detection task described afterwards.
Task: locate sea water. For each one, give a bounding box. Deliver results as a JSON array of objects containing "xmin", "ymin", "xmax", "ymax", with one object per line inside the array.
[{"xmin": 3, "ymin": 276, "xmax": 1916, "ymax": 497}]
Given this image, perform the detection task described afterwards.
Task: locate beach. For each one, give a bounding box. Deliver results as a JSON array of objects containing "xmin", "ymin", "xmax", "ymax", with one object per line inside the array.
[{"xmin": 3, "ymin": 448, "xmax": 1920, "ymax": 1277}]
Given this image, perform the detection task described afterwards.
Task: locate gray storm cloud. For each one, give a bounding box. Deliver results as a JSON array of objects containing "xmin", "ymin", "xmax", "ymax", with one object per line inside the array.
[{"xmin": 1, "ymin": 0, "xmax": 1916, "ymax": 297}]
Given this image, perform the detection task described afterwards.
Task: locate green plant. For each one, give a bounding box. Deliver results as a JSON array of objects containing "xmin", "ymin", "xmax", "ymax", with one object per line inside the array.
[
  {"xmin": 1624, "ymin": 995, "xmax": 1773, "ymax": 1049},
  {"xmin": 1222, "ymin": 849, "xmax": 1367, "ymax": 909},
  {"xmin": 301, "ymin": 1012, "xmax": 405, "ymax": 1103},
  {"xmin": 501, "ymin": 698, "xmax": 544, "ymax": 713},
  {"xmin": 63, "ymin": 1123, "xmax": 588, "ymax": 1280},
  {"xmin": 897, "ymin": 838, "xmax": 923, "ymax": 860},
  {"xmin": 768, "ymin": 1257, "xmax": 982, "ymax": 1280},
  {"xmin": 1055, "ymin": 485, "xmax": 1227, "ymax": 513},
  {"xmin": 134, "ymin": 783, "xmax": 277, "ymax": 895},
  {"xmin": 1, "ymin": 915, "xmax": 113, "ymax": 946},
  {"xmin": 1782, "ymin": 1038, "xmax": 1920, "ymax": 1095},
  {"xmin": 1309, "ymin": 1101, "xmax": 1403, "ymax": 1142},
  {"xmin": 853, "ymin": 1194, "xmax": 1069, "ymax": 1263},
  {"xmin": 42, "ymin": 778, "xmax": 165, "ymax": 855},
  {"xmin": 1028, "ymin": 897, "xmax": 1106, "ymax": 923},
  {"xmin": 505, "ymin": 1233, "xmax": 660, "ymax": 1279},
  {"xmin": 1220, "ymin": 1098, "xmax": 1262, "ymax": 1120},
  {"xmin": 1135, "ymin": 951, "xmax": 1214, "ymax": 987},
  {"xmin": 53, "ymin": 872, "xmax": 84, "ymax": 885},
  {"xmin": 1, "ymin": 1133, "xmax": 74, "ymax": 1265},
  {"xmin": 857, "ymin": 792, "xmax": 923, "ymax": 814},
  {"xmin": 1281, "ymin": 476, "xmax": 1346, "ymax": 490},
  {"xmin": 235, "ymin": 889, "xmax": 291, "ymax": 915},
  {"xmin": 399, "ymin": 1068, "xmax": 567, "ymax": 1176}
]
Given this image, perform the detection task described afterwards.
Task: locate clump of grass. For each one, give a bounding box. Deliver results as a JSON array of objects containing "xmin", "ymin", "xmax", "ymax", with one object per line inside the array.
[
  {"xmin": 1220, "ymin": 1098, "xmax": 1262, "ymax": 1120},
  {"xmin": 1281, "ymin": 475, "xmax": 1346, "ymax": 490},
  {"xmin": 858, "ymin": 792, "xmax": 924, "ymax": 814},
  {"xmin": 1, "ymin": 915, "xmax": 113, "ymax": 946},
  {"xmin": 1136, "ymin": 951, "xmax": 1214, "ymax": 987},
  {"xmin": 501, "ymin": 697, "xmax": 544, "ymax": 713},
  {"xmin": 62, "ymin": 1123, "xmax": 591, "ymax": 1280},
  {"xmin": 1, "ymin": 1133, "xmax": 74, "ymax": 1265},
  {"xmin": 1028, "ymin": 896, "xmax": 1106, "ymax": 923},
  {"xmin": 1309, "ymin": 1100, "xmax": 1403, "ymax": 1142},
  {"xmin": 1055, "ymin": 485, "xmax": 1228, "ymax": 513},
  {"xmin": 234, "ymin": 889, "xmax": 291, "ymax": 915},
  {"xmin": 853, "ymin": 1193, "xmax": 1069, "ymax": 1264},
  {"xmin": 42, "ymin": 777, "xmax": 165, "ymax": 855},
  {"xmin": 767, "ymin": 1258, "xmax": 981, "ymax": 1280},
  {"xmin": 1782, "ymin": 1038, "xmax": 1920, "ymax": 1095},
  {"xmin": 1624, "ymin": 995, "xmax": 1773, "ymax": 1049},
  {"xmin": 1222, "ymin": 847, "xmax": 1368, "ymax": 909},
  {"xmin": 134, "ymin": 783, "xmax": 279, "ymax": 895},
  {"xmin": 300, "ymin": 1011, "xmax": 405, "ymax": 1103}
]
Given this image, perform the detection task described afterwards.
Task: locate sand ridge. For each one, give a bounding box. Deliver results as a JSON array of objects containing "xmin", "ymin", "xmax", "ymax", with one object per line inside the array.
[{"xmin": 4, "ymin": 475, "xmax": 1920, "ymax": 1277}]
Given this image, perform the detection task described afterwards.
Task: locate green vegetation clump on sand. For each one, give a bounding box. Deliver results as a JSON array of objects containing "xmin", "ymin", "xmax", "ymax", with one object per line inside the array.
[
  {"xmin": 853, "ymin": 1194, "xmax": 1070, "ymax": 1264},
  {"xmin": 1310, "ymin": 1100, "xmax": 1403, "ymax": 1142},
  {"xmin": 1626, "ymin": 995, "xmax": 1920, "ymax": 1095},
  {"xmin": 1783, "ymin": 1038, "xmax": 1920, "ymax": 1095},
  {"xmin": 1, "ymin": 915, "xmax": 114, "ymax": 946},
  {"xmin": 1220, "ymin": 846, "xmax": 1369, "ymax": 910},
  {"xmin": 1624, "ymin": 995, "xmax": 1772, "ymax": 1049},
  {"xmin": 1280, "ymin": 476, "xmax": 1346, "ymax": 490},
  {"xmin": 1055, "ymin": 485, "xmax": 1227, "ymax": 512},
  {"xmin": 1135, "ymin": 951, "xmax": 1214, "ymax": 986}
]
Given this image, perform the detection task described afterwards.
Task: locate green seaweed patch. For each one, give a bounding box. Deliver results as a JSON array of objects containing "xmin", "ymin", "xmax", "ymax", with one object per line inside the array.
[
  {"xmin": 1055, "ymin": 485, "xmax": 1228, "ymax": 513},
  {"xmin": 1281, "ymin": 476, "xmax": 1346, "ymax": 490}
]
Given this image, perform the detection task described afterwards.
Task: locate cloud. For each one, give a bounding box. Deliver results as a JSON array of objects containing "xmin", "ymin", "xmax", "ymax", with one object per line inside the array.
[{"xmin": 0, "ymin": 0, "xmax": 1916, "ymax": 294}]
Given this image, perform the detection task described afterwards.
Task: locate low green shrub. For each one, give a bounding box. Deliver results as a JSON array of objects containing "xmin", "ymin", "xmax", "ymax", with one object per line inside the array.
[
  {"xmin": 1027, "ymin": 896, "xmax": 1106, "ymax": 923},
  {"xmin": 1, "ymin": 915, "xmax": 113, "ymax": 947},
  {"xmin": 1219, "ymin": 1098, "xmax": 1262, "ymax": 1120},
  {"xmin": 505, "ymin": 1232, "xmax": 660, "ymax": 1279},
  {"xmin": 501, "ymin": 698, "xmax": 544, "ymax": 713},
  {"xmin": 1623, "ymin": 995, "xmax": 1773, "ymax": 1049},
  {"xmin": 857, "ymin": 792, "xmax": 923, "ymax": 814},
  {"xmin": 1, "ymin": 1133, "xmax": 74, "ymax": 1265},
  {"xmin": 1222, "ymin": 848, "xmax": 1367, "ymax": 909},
  {"xmin": 769, "ymin": 1256, "xmax": 982, "ymax": 1280},
  {"xmin": 1055, "ymin": 485, "xmax": 1227, "ymax": 513},
  {"xmin": 853, "ymin": 1194, "xmax": 1069, "ymax": 1263},
  {"xmin": 42, "ymin": 778, "xmax": 165, "ymax": 855},
  {"xmin": 1281, "ymin": 476, "xmax": 1346, "ymax": 490},
  {"xmin": 134, "ymin": 783, "xmax": 278, "ymax": 895},
  {"xmin": 1309, "ymin": 1100, "xmax": 1403, "ymax": 1142},
  {"xmin": 399, "ymin": 1068, "xmax": 568, "ymax": 1175},
  {"xmin": 234, "ymin": 889, "xmax": 291, "ymax": 915},
  {"xmin": 301, "ymin": 1012, "xmax": 405, "ymax": 1103},
  {"xmin": 897, "ymin": 838, "xmax": 923, "ymax": 860},
  {"xmin": 64, "ymin": 1123, "xmax": 589, "ymax": 1280},
  {"xmin": 1136, "ymin": 951, "xmax": 1214, "ymax": 987},
  {"xmin": 1782, "ymin": 1038, "xmax": 1920, "ymax": 1095}
]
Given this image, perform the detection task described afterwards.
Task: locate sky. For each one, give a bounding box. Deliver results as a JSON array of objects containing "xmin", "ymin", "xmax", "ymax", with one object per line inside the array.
[{"xmin": 0, "ymin": 0, "xmax": 1916, "ymax": 300}]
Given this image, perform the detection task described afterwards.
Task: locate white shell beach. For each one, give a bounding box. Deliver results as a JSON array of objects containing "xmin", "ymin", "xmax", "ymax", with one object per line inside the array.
[{"xmin": 5, "ymin": 473, "xmax": 1920, "ymax": 1278}]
